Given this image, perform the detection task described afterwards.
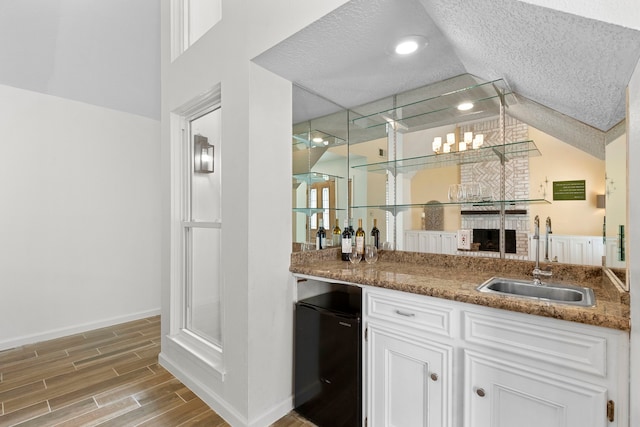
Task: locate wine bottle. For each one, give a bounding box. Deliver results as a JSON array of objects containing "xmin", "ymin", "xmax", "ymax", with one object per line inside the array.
[
  {"xmin": 355, "ymin": 218, "xmax": 365, "ymax": 258},
  {"xmin": 348, "ymin": 218, "xmax": 355, "ymax": 246},
  {"xmin": 371, "ymin": 218, "xmax": 380, "ymax": 249},
  {"xmin": 332, "ymin": 218, "xmax": 342, "ymax": 247},
  {"xmin": 316, "ymin": 218, "xmax": 326, "ymax": 250},
  {"xmin": 341, "ymin": 219, "xmax": 352, "ymax": 261}
]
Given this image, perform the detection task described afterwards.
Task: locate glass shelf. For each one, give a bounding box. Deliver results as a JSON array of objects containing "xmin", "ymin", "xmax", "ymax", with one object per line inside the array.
[
  {"xmin": 293, "ymin": 207, "xmax": 346, "ymax": 216},
  {"xmin": 352, "ymin": 140, "xmax": 541, "ymax": 175},
  {"xmin": 351, "ymin": 198, "xmax": 551, "ymax": 214},
  {"xmin": 292, "ymin": 172, "xmax": 344, "ymax": 185},
  {"xmin": 349, "ymin": 78, "xmax": 515, "ymax": 132},
  {"xmin": 292, "ymin": 130, "xmax": 346, "ymax": 149}
]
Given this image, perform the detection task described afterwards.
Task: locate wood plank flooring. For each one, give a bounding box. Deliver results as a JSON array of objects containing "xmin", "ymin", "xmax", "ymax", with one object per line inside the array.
[{"xmin": 0, "ymin": 316, "xmax": 314, "ymax": 426}]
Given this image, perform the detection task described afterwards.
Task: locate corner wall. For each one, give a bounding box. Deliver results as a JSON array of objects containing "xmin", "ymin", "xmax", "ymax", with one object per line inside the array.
[
  {"xmin": 0, "ymin": 84, "xmax": 161, "ymax": 350},
  {"xmin": 159, "ymin": 1, "xmax": 350, "ymax": 426},
  {"xmin": 627, "ymin": 56, "xmax": 640, "ymax": 427}
]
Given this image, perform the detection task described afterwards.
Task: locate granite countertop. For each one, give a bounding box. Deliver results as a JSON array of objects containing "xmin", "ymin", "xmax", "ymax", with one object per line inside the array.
[{"xmin": 290, "ymin": 248, "xmax": 630, "ymax": 331}]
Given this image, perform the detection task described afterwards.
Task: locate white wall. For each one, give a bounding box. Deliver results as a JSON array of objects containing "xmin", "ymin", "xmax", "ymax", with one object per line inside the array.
[
  {"xmin": 0, "ymin": 84, "xmax": 161, "ymax": 350},
  {"xmin": 159, "ymin": 1, "xmax": 349, "ymax": 426},
  {"xmin": 627, "ymin": 57, "xmax": 640, "ymax": 427}
]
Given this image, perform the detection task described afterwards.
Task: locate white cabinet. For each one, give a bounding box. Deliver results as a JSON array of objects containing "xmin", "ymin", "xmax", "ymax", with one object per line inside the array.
[
  {"xmin": 403, "ymin": 230, "xmax": 458, "ymax": 255},
  {"xmin": 404, "ymin": 230, "xmax": 420, "ymax": 252},
  {"xmin": 465, "ymin": 351, "xmax": 607, "ymax": 427},
  {"xmin": 369, "ymin": 325, "xmax": 451, "ymax": 427},
  {"xmin": 528, "ymin": 234, "xmax": 604, "ymax": 266},
  {"xmin": 420, "ymin": 231, "xmax": 442, "ymax": 254},
  {"xmin": 441, "ymin": 233, "xmax": 457, "ymax": 255},
  {"xmin": 549, "ymin": 234, "xmax": 571, "ymax": 263},
  {"xmin": 365, "ymin": 289, "xmax": 454, "ymax": 427},
  {"xmin": 363, "ymin": 286, "xmax": 629, "ymax": 427}
]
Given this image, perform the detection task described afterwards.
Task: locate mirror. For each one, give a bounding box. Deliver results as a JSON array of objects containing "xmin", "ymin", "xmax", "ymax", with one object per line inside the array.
[
  {"xmin": 292, "ymin": 86, "xmax": 349, "ymax": 249},
  {"xmin": 604, "ymin": 129, "xmax": 627, "ymax": 281},
  {"xmin": 292, "ymin": 78, "xmax": 629, "ymax": 279}
]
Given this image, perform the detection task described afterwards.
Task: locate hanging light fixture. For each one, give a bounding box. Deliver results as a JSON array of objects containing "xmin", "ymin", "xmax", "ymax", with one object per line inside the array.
[
  {"xmin": 431, "ymin": 130, "xmax": 484, "ymax": 155},
  {"xmin": 432, "ymin": 136, "xmax": 442, "ymax": 153}
]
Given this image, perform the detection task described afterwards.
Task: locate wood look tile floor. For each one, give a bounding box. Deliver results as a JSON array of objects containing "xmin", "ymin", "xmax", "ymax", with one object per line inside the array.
[{"xmin": 0, "ymin": 316, "xmax": 314, "ymax": 427}]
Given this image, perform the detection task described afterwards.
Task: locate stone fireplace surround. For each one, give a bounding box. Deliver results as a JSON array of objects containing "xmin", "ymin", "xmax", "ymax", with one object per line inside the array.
[{"xmin": 459, "ymin": 116, "xmax": 530, "ymax": 260}]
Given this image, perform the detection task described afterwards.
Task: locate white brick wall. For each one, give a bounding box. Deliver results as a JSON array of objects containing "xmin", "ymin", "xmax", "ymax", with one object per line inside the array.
[{"xmin": 460, "ymin": 115, "xmax": 530, "ymax": 258}]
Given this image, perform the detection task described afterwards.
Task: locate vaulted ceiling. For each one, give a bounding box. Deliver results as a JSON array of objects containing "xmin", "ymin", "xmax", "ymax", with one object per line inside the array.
[
  {"xmin": 253, "ymin": 0, "xmax": 640, "ymax": 159},
  {"xmin": 0, "ymin": 0, "xmax": 160, "ymax": 120}
]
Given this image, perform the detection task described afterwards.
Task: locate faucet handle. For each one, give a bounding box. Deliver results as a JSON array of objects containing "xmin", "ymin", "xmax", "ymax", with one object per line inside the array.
[{"xmin": 538, "ymin": 269, "xmax": 553, "ymax": 277}]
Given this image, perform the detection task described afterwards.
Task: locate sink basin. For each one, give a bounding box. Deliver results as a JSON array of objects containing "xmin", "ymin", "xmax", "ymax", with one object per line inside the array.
[{"xmin": 476, "ymin": 277, "xmax": 595, "ymax": 307}]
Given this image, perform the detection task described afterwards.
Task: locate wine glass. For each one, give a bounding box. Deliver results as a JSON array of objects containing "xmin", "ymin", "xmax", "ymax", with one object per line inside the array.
[
  {"xmin": 447, "ymin": 184, "xmax": 459, "ymax": 202},
  {"xmin": 349, "ymin": 246, "xmax": 362, "ymax": 266},
  {"xmin": 364, "ymin": 245, "xmax": 378, "ymax": 264},
  {"xmin": 457, "ymin": 184, "xmax": 466, "ymax": 202},
  {"xmin": 467, "ymin": 183, "xmax": 480, "ymax": 202}
]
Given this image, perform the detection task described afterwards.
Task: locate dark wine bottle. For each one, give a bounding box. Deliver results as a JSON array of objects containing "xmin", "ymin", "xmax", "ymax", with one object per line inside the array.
[
  {"xmin": 348, "ymin": 218, "xmax": 355, "ymax": 246},
  {"xmin": 316, "ymin": 218, "xmax": 326, "ymax": 250},
  {"xmin": 355, "ymin": 218, "xmax": 365, "ymax": 258},
  {"xmin": 341, "ymin": 219, "xmax": 352, "ymax": 261},
  {"xmin": 371, "ymin": 218, "xmax": 380, "ymax": 249}
]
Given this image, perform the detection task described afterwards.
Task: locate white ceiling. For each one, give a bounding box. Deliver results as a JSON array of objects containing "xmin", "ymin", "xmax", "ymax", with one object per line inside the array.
[
  {"xmin": 253, "ymin": 0, "xmax": 640, "ymax": 159},
  {"xmin": 0, "ymin": 0, "xmax": 160, "ymax": 120}
]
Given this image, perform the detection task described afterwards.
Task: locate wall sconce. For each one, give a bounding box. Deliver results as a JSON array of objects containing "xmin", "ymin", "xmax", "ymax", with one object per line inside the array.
[
  {"xmin": 596, "ymin": 194, "xmax": 606, "ymax": 209},
  {"xmin": 194, "ymin": 134, "xmax": 214, "ymax": 174},
  {"xmin": 605, "ymin": 173, "xmax": 615, "ymax": 197}
]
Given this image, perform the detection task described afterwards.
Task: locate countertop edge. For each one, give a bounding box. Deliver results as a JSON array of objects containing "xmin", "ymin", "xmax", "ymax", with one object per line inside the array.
[{"xmin": 290, "ymin": 263, "xmax": 630, "ymax": 332}]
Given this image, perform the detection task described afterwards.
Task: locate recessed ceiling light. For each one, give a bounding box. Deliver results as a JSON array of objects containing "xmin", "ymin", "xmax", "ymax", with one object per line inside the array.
[
  {"xmin": 312, "ymin": 137, "xmax": 324, "ymax": 143},
  {"xmin": 457, "ymin": 102, "xmax": 474, "ymax": 111},
  {"xmin": 392, "ymin": 35, "xmax": 428, "ymax": 56},
  {"xmin": 395, "ymin": 40, "xmax": 419, "ymax": 55}
]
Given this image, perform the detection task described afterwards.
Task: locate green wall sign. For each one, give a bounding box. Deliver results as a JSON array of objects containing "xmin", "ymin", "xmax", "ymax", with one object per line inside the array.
[{"xmin": 553, "ymin": 180, "xmax": 586, "ymax": 200}]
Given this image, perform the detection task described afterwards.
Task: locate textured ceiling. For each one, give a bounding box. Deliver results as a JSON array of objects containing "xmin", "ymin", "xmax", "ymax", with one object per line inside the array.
[{"xmin": 253, "ymin": 0, "xmax": 640, "ymax": 159}]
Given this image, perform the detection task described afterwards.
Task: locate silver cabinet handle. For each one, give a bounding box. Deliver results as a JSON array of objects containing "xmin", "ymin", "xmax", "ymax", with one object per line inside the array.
[
  {"xmin": 395, "ymin": 309, "xmax": 415, "ymax": 317},
  {"xmin": 430, "ymin": 373, "xmax": 438, "ymax": 382},
  {"xmin": 475, "ymin": 387, "xmax": 486, "ymax": 397}
]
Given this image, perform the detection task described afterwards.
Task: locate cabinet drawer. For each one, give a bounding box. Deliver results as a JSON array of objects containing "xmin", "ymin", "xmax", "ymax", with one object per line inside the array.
[
  {"xmin": 463, "ymin": 310, "xmax": 607, "ymax": 377},
  {"xmin": 366, "ymin": 289, "xmax": 453, "ymax": 337}
]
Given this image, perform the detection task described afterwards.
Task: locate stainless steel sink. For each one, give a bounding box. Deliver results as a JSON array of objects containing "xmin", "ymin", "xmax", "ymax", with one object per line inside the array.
[{"xmin": 476, "ymin": 277, "xmax": 595, "ymax": 307}]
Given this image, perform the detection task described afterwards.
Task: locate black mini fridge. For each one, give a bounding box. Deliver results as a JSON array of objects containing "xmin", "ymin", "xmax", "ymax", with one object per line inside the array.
[{"xmin": 294, "ymin": 291, "xmax": 362, "ymax": 427}]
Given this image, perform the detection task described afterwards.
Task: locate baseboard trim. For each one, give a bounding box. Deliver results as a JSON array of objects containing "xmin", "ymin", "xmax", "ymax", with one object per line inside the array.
[
  {"xmin": 159, "ymin": 352, "xmax": 247, "ymax": 426},
  {"xmin": 248, "ymin": 395, "xmax": 293, "ymax": 427},
  {"xmin": 0, "ymin": 308, "xmax": 161, "ymax": 351}
]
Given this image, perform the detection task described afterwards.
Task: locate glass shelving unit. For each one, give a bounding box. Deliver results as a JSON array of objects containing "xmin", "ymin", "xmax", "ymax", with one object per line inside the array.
[
  {"xmin": 292, "ymin": 172, "xmax": 344, "ymax": 185},
  {"xmin": 292, "ymin": 130, "xmax": 346, "ymax": 149},
  {"xmin": 352, "ymin": 140, "xmax": 541, "ymax": 175},
  {"xmin": 351, "ymin": 198, "xmax": 550, "ymax": 214},
  {"xmin": 349, "ymin": 78, "xmax": 515, "ymax": 133}
]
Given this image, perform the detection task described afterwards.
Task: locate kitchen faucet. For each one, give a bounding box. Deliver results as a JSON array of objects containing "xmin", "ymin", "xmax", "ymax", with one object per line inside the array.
[
  {"xmin": 533, "ymin": 215, "xmax": 553, "ymax": 285},
  {"xmin": 544, "ymin": 216, "xmax": 552, "ymax": 262}
]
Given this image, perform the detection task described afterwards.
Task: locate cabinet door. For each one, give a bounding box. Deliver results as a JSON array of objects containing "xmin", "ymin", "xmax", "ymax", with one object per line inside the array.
[
  {"xmin": 589, "ymin": 237, "xmax": 604, "ymax": 266},
  {"xmin": 441, "ymin": 233, "xmax": 457, "ymax": 255},
  {"xmin": 464, "ymin": 351, "xmax": 607, "ymax": 427},
  {"xmin": 570, "ymin": 237, "xmax": 591, "ymax": 265},
  {"xmin": 550, "ymin": 235, "xmax": 571, "ymax": 263},
  {"xmin": 368, "ymin": 325, "xmax": 451, "ymax": 427},
  {"xmin": 404, "ymin": 231, "xmax": 420, "ymax": 252},
  {"xmin": 420, "ymin": 232, "xmax": 441, "ymax": 254}
]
